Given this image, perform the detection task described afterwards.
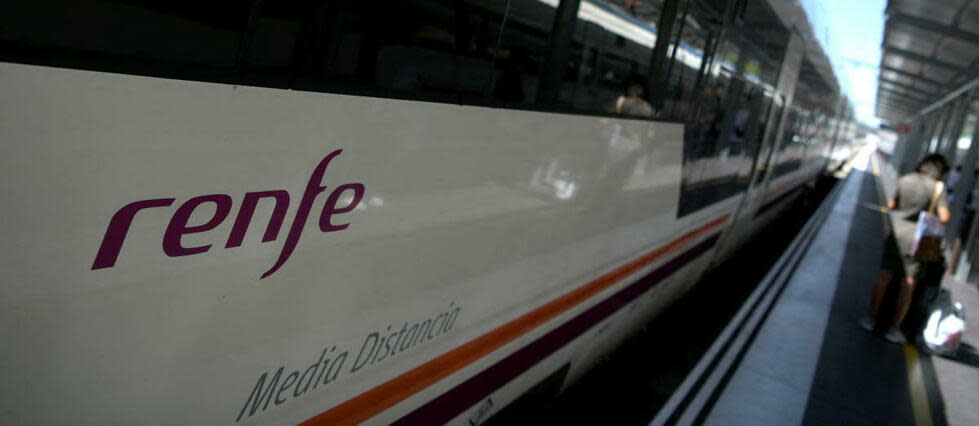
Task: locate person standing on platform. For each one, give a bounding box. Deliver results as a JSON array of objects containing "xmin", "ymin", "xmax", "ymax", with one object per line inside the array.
[{"xmin": 862, "ymin": 154, "xmax": 950, "ymax": 344}]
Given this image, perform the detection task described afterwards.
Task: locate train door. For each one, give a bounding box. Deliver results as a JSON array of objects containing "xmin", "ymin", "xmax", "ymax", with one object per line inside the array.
[
  {"xmin": 708, "ymin": 89, "xmax": 784, "ymax": 264},
  {"xmin": 740, "ymin": 95, "xmax": 786, "ymax": 203},
  {"xmin": 709, "ymin": 30, "xmax": 804, "ymax": 264}
]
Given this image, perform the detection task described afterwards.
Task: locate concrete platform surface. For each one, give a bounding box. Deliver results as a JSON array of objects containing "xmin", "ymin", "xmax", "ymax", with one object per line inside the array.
[{"xmin": 657, "ymin": 148, "xmax": 979, "ymax": 425}]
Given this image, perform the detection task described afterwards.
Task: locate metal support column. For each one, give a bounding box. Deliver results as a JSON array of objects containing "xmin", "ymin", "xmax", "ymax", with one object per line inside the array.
[
  {"xmin": 920, "ymin": 109, "xmax": 943, "ymax": 156},
  {"xmin": 895, "ymin": 119, "xmax": 913, "ymax": 173},
  {"xmin": 903, "ymin": 112, "xmax": 935, "ymax": 173},
  {"xmin": 947, "ymin": 93, "xmax": 976, "ymax": 245},
  {"xmin": 891, "ymin": 116, "xmax": 915, "ymax": 173},
  {"xmin": 942, "ymin": 96, "xmax": 971, "ymax": 165},
  {"xmin": 931, "ymin": 104, "xmax": 954, "ymax": 153},
  {"xmin": 956, "ymin": 104, "xmax": 979, "ymax": 281}
]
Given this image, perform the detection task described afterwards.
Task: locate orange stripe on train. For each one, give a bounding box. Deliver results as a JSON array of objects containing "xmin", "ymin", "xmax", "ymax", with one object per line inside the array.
[{"xmin": 301, "ymin": 215, "xmax": 729, "ymax": 426}]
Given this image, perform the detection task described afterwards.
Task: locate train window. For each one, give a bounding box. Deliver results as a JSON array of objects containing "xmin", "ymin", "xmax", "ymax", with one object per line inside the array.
[
  {"xmin": 753, "ymin": 94, "xmax": 785, "ymax": 184},
  {"xmin": 234, "ymin": 1, "xmax": 306, "ymax": 87},
  {"xmin": 810, "ymin": 107, "xmax": 833, "ymax": 161},
  {"xmin": 734, "ymin": 46, "xmax": 779, "ymax": 186},
  {"xmin": 677, "ymin": 33, "xmax": 755, "ymax": 216},
  {"xmin": 0, "ymin": 0, "xmax": 683, "ymax": 122},
  {"xmin": 557, "ymin": 0, "xmax": 664, "ymax": 117},
  {"xmin": 603, "ymin": 0, "xmax": 667, "ymax": 23},
  {"xmin": 732, "ymin": 85, "xmax": 772, "ymax": 185},
  {"xmin": 661, "ymin": 13, "xmax": 711, "ymax": 122},
  {"xmin": 0, "ymin": 0, "xmax": 816, "ymax": 138},
  {"xmin": 559, "ymin": 40, "xmax": 591, "ymax": 107},
  {"xmin": 674, "ymin": 21, "xmax": 786, "ymax": 216},
  {"xmin": 714, "ymin": 39, "xmax": 741, "ymax": 74},
  {"xmin": 248, "ymin": 0, "xmax": 554, "ymax": 105},
  {"xmin": 487, "ymin": 3, "xmax": 552, "ymax": 105},
  {"xmin": 0, "ymin": 0, "xmax": 249, "ymax": 73},
  {"xmin": 771, "ymin": 104, "xmax": 807, "ymax": 178},
  {"xmin": 769, "ymin": 57, "xmax": 840, "ymax": 180}
]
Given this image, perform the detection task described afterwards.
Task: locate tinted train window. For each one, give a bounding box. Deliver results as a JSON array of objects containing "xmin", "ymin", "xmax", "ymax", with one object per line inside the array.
[
  {"xmin": 240, "ymin": 0, "xmax": 552, "ymax": 104},
  {"xmin": 661, "ymin": 12, "xmax": 710, "ymax": 122},
  {"xmin": 771, "ymin": 104, "xmax": 808, "ymax": 178},
  {"xmin": 676, "ymin": 29, "xmax": 781, "ymax": 216},
  {"xmin": 558, "ymin": 0, "xmax": 663, "ymax": 117},
  {"xmin": 487, "ymin": 2, "xmax": 552, "ymax": 105},
  {"xmin": 0, "ymin": 0, "xmax": 813, "ymax": 150},
  {"xmin": 0, "ymin": 0, "xmax": 557, "ymax": 106},
  {"xmin": 770, "ymin": 59, "xmax": 839, "ymax": 180},
  {"xmin": 736, "ymin": 51, "xmax": 779, "ymax": 184},
  {"xmin": 603, "ymin": 0, "xmax": 666, "ymax": 23},
  {"xmin": 805, "ymin": 109, "xmax": 824, "ymax": 163},
  {"xmin": 0, "ymin": 0, "xmax": 680, "ymax": 120},
  {"xmin": 752, "ymin": 94, "xmax": 785, "ymax": 184},
  {"xmin": 0, "ymin": 0, "xmax": 248, "ymax": 72}
]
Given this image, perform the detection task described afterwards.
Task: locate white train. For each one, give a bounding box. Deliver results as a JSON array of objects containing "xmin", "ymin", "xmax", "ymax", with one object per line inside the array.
[{"xmin": 0, "ymin": 0, "xmax": 855, "ymax": 424}]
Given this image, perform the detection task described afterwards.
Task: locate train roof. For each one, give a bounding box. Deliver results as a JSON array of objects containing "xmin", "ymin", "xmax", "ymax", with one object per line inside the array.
[{"xmin": 759, "ymin": 0, "xmax": 843, "ymax": 100}]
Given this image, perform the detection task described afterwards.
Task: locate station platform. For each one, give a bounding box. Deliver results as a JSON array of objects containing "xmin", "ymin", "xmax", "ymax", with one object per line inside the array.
[{"xmin": 653, "ymin": 148, "xmax": 979, "ymax": 426}]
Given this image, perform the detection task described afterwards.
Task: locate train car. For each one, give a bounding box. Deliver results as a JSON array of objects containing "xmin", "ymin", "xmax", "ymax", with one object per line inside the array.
[{"xmin": 0, "ymin": 0, "xmax": 853, "ymax": 424}]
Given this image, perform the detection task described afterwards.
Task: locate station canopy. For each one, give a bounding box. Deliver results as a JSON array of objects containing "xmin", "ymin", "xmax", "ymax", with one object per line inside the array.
[{"xmin": 877, "ymin": 0, "xmax": 979, "ymax": 122}]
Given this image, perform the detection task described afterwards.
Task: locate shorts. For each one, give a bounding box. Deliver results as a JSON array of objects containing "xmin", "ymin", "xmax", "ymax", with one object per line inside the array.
[{"xmin": 881, "ymin": 232, "xmax": 944, "ymax": 285}]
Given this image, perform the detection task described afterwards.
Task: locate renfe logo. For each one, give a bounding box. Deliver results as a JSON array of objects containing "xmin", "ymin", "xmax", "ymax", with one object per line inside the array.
[{"xmin": 91, "ymin": 149, "xmax": 365, "ymax": 278}]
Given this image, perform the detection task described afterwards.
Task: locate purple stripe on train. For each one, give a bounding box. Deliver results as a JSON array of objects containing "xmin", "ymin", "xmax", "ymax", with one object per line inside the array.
[{"xmin": 394, "ymin": 234, "xmax": 720, "ymax": 425}]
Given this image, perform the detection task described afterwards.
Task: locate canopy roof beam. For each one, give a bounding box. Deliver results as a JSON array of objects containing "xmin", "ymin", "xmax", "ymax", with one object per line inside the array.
[
  {"xmin": 879, "ymin": 78, "xmax": 939, "ymax": 96},
  {"xmin": 880, "ymin": 65, "xmax": 947, "ymax": 88},
  {"xmin": 945, "ymin": 54, "xmax": 979, "ymax": 91},
  {"xmin": 887, "ymin": 12, "xmax": 979, "ymax": 46},
  {"xmin": 883, "ymin": 45, "xmax": 966, "ymax": 73},
  {"xmin": 877, "ymin": 101, "xmax": 925, "ymax": 114},
  {"xmin": 877, "ymin": 105, "xmax": 913, "ymax": 119},
  {"xmin": 879, "ymin": 99, "xmax": 918, "ymax": 111},
  {"xmin": 878, "ymin": 105, "xmax": 916, "ymax": 117},
  {"xmin": 880, "ymin": 86, "xmax": 932, "ymax": 104}
]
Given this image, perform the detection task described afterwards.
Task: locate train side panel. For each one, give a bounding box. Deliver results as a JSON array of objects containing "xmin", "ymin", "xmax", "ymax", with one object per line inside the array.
[{"xmin": 0, "ymin": 62, "xmax": 737, "ymax": 425}]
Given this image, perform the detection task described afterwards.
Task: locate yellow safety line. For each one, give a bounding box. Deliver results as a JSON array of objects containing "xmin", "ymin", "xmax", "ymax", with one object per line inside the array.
[
  {"xmin": 858, "ymin": 202, "xmax": 890, "ymax": 213},
  {"xmin": 903, "ymin": 344, "xmax": 935, "ymax": 426},
  {"xmin": 870, "ymin": 144, "xmax": 932, "ymax": 425},
  {"xmin": 870, "ymin": 150, "xmax": 931, "ymax": 425}
]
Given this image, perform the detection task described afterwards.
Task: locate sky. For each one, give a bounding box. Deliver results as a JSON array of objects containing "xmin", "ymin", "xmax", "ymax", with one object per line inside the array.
[{"xmin": 799, "ymin": 0, "xmax": 887, "ymax": 126}]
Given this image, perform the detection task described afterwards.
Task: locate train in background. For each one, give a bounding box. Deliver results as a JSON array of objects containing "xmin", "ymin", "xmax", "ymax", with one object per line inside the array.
[{"xmin": 0, "ymin": 0, "xmax": 855, "ymax": 424}]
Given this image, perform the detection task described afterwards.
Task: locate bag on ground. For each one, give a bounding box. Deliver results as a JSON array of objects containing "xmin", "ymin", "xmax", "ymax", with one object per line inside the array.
[{"xmin": 920, "ymin": 288, "xmax": 966, "ymax": 356}]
